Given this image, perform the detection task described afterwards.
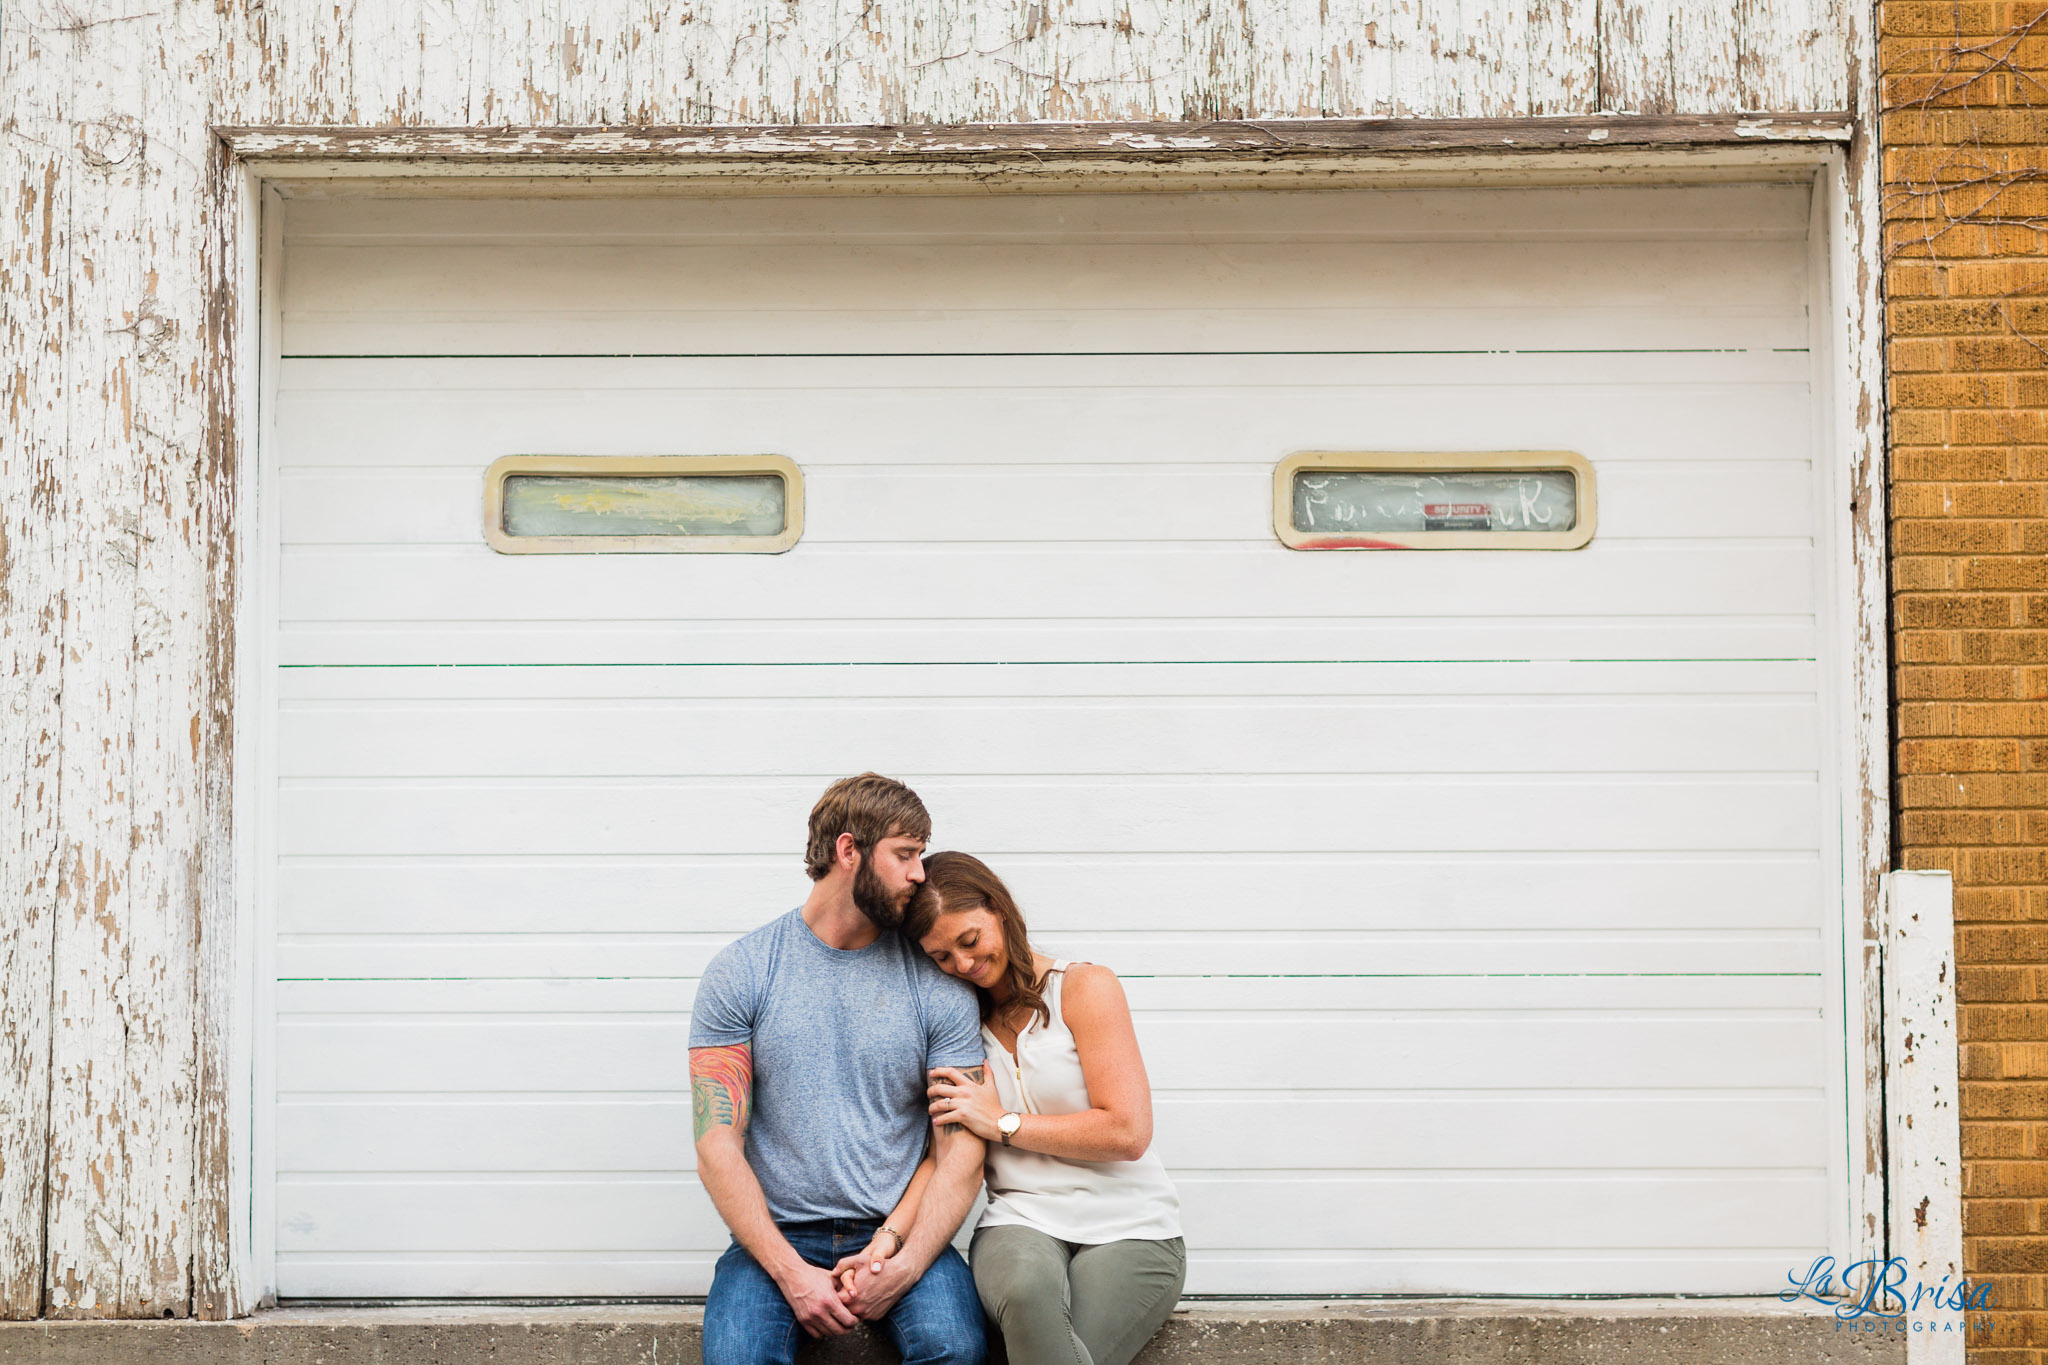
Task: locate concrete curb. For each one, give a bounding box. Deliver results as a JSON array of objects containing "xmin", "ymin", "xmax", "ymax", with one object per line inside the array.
[{"xmin": 0, "ymin": 1299, "xmax": 1912, "ymax": 1364}]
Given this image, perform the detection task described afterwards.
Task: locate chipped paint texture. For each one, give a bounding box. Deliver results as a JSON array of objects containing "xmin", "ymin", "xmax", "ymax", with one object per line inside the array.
[
  {"xmin": 1884, "ymin": 872, "xmax": 1963, "ymax": 1365},
  {"xmin": 1, "ymin": 0, "xmax": 1860, "ymax": 1323}
]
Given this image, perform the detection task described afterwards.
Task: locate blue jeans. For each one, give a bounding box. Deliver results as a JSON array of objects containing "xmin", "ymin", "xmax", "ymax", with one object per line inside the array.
[{"xmin": 702, "ymin": 1218, "xmax": 987, "ymax": 1365}]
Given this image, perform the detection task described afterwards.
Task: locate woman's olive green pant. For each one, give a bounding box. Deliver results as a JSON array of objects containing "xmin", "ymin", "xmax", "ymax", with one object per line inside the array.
[{"xmin": 969, "ymin": 1224, "xmax": 1186, "ymax": 1365}]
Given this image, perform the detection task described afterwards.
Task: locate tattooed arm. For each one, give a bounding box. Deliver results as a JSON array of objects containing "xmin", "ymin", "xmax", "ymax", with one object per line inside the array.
[
  {"xmin": 840, "ymin": 1064, "xmax": 989, "ymax": 1323},
  {"xmin": 691, "ymin": 1044, "xmax": 858, "ymax": 1338}
]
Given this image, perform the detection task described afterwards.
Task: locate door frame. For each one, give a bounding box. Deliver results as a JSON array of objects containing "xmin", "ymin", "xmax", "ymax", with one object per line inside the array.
[{"xmin": 212, "ymin": 117, "xmax": 1889, "ymax": 1307}]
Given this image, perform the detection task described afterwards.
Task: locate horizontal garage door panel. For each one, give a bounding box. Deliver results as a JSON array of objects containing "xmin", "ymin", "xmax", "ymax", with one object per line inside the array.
[
  {"xmin": 282, "ymin": 184, "xmax": 1809, "ymax": 358},
  {"xmin": 279, "ymin": 620, "xmax": 1820, "ymax": 668},
  {"xmin": 274, "ymin": 931, "xmax": 1823, "ymax": 980},
  {"xmin": 267, "ymin": 184, "xmax": 1843, "ymax": 1299},
  {"xmin": 275, "ymin": 852, "xmax": 1822, "ymax": 935},
  {"xmin": 284, "ymin": 182, "xmax": 1808, "ymax": 244},
  {"xmin": 276, "ymin": 976, "xmax": 1822, "ymax": 1014},
  {"xmin": 278, "ymin": 776, "xmax": 1822, "ymax": 856},
  {"xmin": 282, "ymin": 543, "xmax": 1813, "ymax": 622},
  {"xmin": 279, "ymin": 698, "xmax": 1824, "ymax": 777},
  {"xmin": 277, "ymin": 1094, "xmax": 1828, "ymax": 1172},
  {"xmin": 277, "ymin": 659, "xmax": 1823, "ymax": 700},
  {"xmin": 275, "ymin": 1174, "xmax": 1824, "ymax": 1254},
  {"xmin": 278, "ymin": 1015, "xmax": 1827, "ymax": 1093},
  {"xmin": 272, "ymin": 1251, "xmax": 1827, "ymax": 1299},
  {"xmin": 275, "ymin": 361, "xmax": 1807, "ymax": 467}
]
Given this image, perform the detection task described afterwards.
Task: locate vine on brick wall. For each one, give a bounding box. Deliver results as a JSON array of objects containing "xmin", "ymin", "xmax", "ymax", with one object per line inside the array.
[{"xmin": 1881, "ymin": 2, "xmax": 2048, "ymax": 353}]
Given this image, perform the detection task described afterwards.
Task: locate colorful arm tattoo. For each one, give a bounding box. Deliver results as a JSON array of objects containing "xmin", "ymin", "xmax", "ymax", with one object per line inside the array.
[{"xmin": 691, "ymin": 1044, "xmax": 754, "ymax": 1141}]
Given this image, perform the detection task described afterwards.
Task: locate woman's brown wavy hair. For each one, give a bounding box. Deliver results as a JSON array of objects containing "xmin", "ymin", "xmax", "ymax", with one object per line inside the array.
[{"xmin": 903, "ymin": 851, "xmax": 1050, "ymax": 1029}]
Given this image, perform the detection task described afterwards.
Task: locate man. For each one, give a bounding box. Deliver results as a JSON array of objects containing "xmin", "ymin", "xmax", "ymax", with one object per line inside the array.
[{"xmin": 690, "ymin": 773, "xmax": 989, "ymax": 1365}]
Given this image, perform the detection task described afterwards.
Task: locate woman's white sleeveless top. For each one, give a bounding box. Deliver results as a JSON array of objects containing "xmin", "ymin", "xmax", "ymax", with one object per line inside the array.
[{"xmin": 978, "ymin": 961, "xmax": 1182, "ymax": 1244}]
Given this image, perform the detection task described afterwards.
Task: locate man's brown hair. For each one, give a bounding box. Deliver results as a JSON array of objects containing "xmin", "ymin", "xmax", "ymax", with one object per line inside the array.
[{"xmin": 803, "ymin": 772, "xmax": 932, "ymax": 881}]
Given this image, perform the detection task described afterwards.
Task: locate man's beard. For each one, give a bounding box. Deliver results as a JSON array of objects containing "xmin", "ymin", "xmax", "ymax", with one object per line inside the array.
[{"xmin": 852, "ymin": 851, "xmax": 904, "ymax": 931}]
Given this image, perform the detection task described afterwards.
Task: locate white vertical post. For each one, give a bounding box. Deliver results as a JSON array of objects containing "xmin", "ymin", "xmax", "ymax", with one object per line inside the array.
[{"xmin": 1885, "ymin": 869, "xmax": 1963, "ymax": 1364}]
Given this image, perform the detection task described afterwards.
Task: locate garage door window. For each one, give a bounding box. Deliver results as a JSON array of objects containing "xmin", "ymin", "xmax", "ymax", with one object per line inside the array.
[
  {"xmin": 1276, "ymin": 451, "xmax": 1596, "ymax": 550},
  {"xmin": 484, "ymin": 454, "xmax": 804, "ymax": 553}
]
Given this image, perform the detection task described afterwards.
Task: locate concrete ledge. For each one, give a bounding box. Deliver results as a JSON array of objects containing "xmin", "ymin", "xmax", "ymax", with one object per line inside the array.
[{"xmin": 0, "ymin": 1298, "xmax": 1908, "ymax": 1364}]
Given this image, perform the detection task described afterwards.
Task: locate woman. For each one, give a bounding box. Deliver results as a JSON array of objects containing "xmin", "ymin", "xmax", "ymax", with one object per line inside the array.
[{"xmin": 844, "ymin": 851, "xmax": 1184, "ymax": 1365}]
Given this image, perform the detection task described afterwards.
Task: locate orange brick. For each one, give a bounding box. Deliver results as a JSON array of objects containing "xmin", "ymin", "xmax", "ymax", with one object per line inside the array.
[
  {"xmin": 1891, "ymin": 336, "xmax": 1955, "ymax": 371},
  {"xmin": 1891, "ymin": 409, "xmax": 1951, "ymax": 444},
  {"xmin": 1884, "ymin": 70, "xmax": 2018, "ymax": 107},
  {"xmin": 1955, "ymin": 484, "xmax": 2047, "ymax": 517},
  {"xmin": 1954, "ymin": 410, "xmax": 2048, "ymax": 443},
  {"xmin": 1903, "ymin": 846, "xmax": 1966, "ymax": 874},
  {"xmin": 1951, "ymin": 262, "xmax": 2048, "ymax": 297},
  {"xmin": 1959, "ymin": 885, "xmax": 2030, "ymax": 920},
  {"xmin": 1896, "ymin": 447, "xmax": 2011, "ymax": 480},
  {"xmin": 1960, "ymin": 966, "xmax": 2048, "ymax": 1000},
  {"xmin": 1887, "ymin": 260, "xmax": 1950, "ymax": 297},
  {"xmin": 1895, "ymin": 299, "xmax": 2040, "ymax": 335},
  {"xmin": 1895, "ymin": 372, "xmax": 2010, "ymax": 407},
  {"xmin": 1965, "ymin": 1195, "xmax": 2034, "ymax": 1231},
  {"xmin": 1885, "ymin": 1, "xmax": 2007, "ymax": 34},
  {"xmin": 1960, "ymin": 559, "xmax": 2048, "ymax": 591},
  {"xmin": 1967, "ymin": 1083, "xmax": 2048, "ymax": 1121},
  {"xmin": 1900, "ymin": 594, "xmax": 2022, "ymax": 628},
  {"xmin": 1907, "ymin": 809, "xmax": 2030, "ymax": 842},
  {"xmin": 1902, "ymin": 738, "xmax": 2026, "ymax": 770},
  {"xmin": 1903, "ymin": 629, "xmax": 1966, "ymax": 662},
  {"xmin": 1962, "ymin": 629, "xmax": 2048, "ymax": 663},
  {"xmin": 1966, "ymin": 1158, "xmax": 2048, "ymax": 1195},
  {"xmin": 1902, "ymin": 771, "xmax": 2048, "ymax": 805},
  {"xmin": 1896, "ymin": 556, "xmax": 1964, "ymax": 590},
  {"xmin": 1963, "ymin": 848, "xmax": 2048, "ymax": 883},
  {"xmin": 1966, "ymin": 1007, "xmax": 2048, "ymax": 1040},
  {"xmin": 1957, "ymin": 336, "xmax": 2048, "ymax": 369},
  {"xmin": 1898, "ymin": 665, "xmax": 2026, "ymax": 698}
]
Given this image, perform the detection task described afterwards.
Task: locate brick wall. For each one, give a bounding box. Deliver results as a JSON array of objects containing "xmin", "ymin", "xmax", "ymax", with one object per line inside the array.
[{"xmin": 1883, "ymin": 4, "xmax": 2048, "ymax": 1360}]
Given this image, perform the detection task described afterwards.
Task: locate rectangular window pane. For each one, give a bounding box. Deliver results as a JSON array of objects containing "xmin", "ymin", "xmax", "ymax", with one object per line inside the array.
[
  {"xmin": 1292, "ymin": 468, "xmax": 1579, "ymax": 536},
  {"xmin": 501, "ymin": 473, "xmax": 786, "ymax": 539}
]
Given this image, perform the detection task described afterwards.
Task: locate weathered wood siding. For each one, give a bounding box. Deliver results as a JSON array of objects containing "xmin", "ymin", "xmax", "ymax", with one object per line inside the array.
[{"xmin": 1, "ymin": 0, "xmax": 1860, "ymax": 1322}]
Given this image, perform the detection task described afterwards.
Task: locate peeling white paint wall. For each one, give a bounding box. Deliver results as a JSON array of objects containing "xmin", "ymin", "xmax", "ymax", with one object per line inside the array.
[{"xmin": 0, "ymin": 0, "xmax": 1860, "ymax": 1322}]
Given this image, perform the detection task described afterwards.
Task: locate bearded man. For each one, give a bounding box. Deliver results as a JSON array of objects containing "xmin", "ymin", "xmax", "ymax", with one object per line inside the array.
[{"xmin": 690, "ymin": 773, "xmax": 989, "ymax": 1365}]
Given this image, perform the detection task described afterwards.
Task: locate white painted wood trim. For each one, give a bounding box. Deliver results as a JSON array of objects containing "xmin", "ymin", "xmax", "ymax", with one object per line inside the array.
[
  {"xmin": 194, "ymin": 154, "xmax": 261, "ymax": 1324},
  {"xmin": 245, "ymin": 184, "xmax": 288, "ymax": 1311},
  {"xmin": 1827, "ymin": 0, "xmax": 1892, "ymax": 1268},
  {"xmin": 1884, "ymin": 870, "xmax": 1963, "ymax": 1365}
]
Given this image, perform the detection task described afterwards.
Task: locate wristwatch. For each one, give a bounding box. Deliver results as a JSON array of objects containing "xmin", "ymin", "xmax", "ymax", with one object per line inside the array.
[{"xmin": 996, "ymin": 1111, "xmax": 1023, "ymax": 1145}]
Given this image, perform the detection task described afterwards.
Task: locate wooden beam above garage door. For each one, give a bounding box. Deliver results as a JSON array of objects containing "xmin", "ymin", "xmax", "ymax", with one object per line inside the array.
[{"xmin": 219, "ymin": 114, "xmax": 1855, "ymax": 174}]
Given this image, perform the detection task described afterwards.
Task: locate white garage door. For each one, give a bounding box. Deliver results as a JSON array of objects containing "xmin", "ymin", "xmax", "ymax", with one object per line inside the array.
[{"xmin": 266, "ymin": 181, "xmax": 1847, "ymax": 1298}]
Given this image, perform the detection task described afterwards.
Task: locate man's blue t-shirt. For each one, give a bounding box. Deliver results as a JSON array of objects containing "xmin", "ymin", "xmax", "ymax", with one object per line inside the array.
[{"xmin": 689, "ymin": 908, "xmax": 985, "ymax": 1224}]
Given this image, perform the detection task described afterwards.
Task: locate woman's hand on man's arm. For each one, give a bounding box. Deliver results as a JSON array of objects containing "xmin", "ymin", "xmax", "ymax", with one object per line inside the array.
[{"xmin": 934, "ymin": 966, "xmax": 1154, "ymax": 1164}]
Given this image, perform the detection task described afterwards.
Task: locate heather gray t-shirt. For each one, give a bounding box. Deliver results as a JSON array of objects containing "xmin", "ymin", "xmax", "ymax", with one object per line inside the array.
[{"xmin": 690, "ymin": 908, "xmax": 985, "ymax": 1224}]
